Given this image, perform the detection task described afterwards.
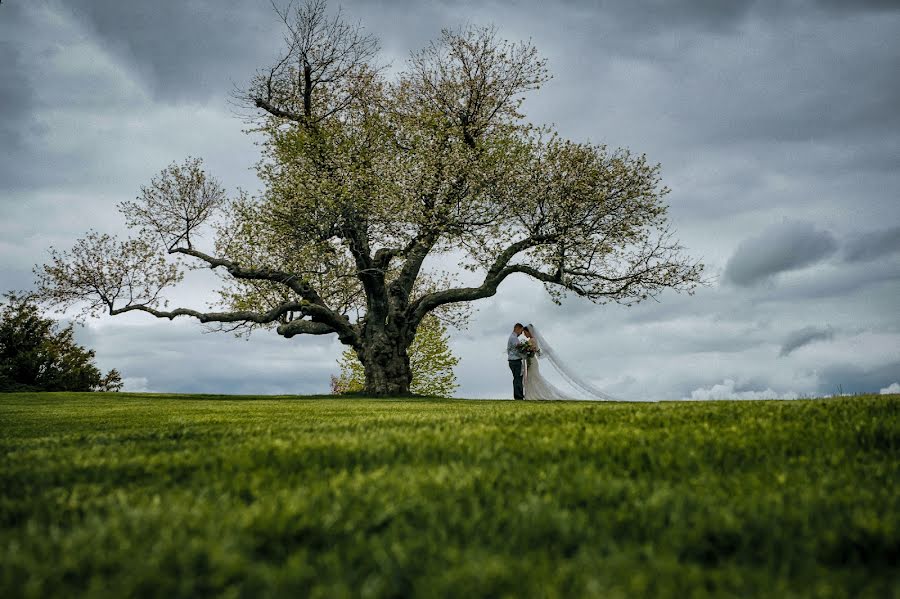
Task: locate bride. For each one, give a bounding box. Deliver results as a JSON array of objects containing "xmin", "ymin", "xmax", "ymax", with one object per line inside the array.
[{"xmin": 521, "ymin": 324, "xmax": 618, "ymax": 401}]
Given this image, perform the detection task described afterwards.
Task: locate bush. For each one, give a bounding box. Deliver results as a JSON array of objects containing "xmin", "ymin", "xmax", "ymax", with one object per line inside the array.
[{"xmin": 0, "ymin": 294, "xmax": 122, "ymax": 392}]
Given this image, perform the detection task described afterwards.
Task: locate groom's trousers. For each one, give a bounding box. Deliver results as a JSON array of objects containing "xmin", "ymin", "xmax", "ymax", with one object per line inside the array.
[{"xmin": 508, "ymin": 359, "xmax": 524, "ymax": 400}]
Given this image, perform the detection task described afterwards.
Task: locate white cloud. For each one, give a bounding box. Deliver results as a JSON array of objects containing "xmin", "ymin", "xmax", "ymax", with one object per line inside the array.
[
  {"xmin": 880, "ymin": 382, "xmax": 900, "ymax": 395},
  {"xmin": 121, "ymin": 377, "xmax": 152, "ymax": 393},
  {"xmin": 686, "ymin": 379, "xmax": 800, "ymax": 401}
]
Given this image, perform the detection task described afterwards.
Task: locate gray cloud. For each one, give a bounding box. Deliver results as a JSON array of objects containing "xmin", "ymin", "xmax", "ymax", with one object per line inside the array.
[
  {"xmin": 843, "ymin": 226, "xmax": 900, "ymax": 263},
  {"xmin": 0, "ymin": 39, "xmax": 34, "ymax": 151},
  {"xmin": 53, "ymin": 0, "xmax": 279, "ymax": 102},
  {"xmin": 814, "ymin": 360, "xmax": 900, "ymax": 396},
  {"xmin": 0, "ymin": 45, "xmax": 34, "ymax": 190},
  {"xmin": 779, "ymin": 325, "xmax": 835, "ymax": 356},
  {"xmin": 749, "ymin": 259, "xmax": 900, "ymax": 303},
  {"xmin": 813, "ymin": 0, "xmax": 900, "ymax": 13},
  {"xmin": 724, "ymin": 221, "xmax": 839, "ymax": 286},
  {"xmin": 544, "ymin": 0, "xmax": 900, "ymax": 36},
  {"xmin": 0, "ymin": 5, "xmax": 49, "ymax": 191}
]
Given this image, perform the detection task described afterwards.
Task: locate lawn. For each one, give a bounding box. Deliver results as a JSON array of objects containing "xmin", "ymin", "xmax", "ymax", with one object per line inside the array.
[{"xmin": 1, "ymin": 393, "xmax": 897, "ymax": 598}]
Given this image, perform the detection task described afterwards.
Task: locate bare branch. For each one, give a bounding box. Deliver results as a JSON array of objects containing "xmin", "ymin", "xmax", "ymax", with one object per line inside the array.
[
  {"xmin": 253, "ymin": 97, "xmax": 305, "ymax": 122},
  {"xmin": 244, "ymin": 0, "xmax": 380, "ymax": 125},
  {"xmin": 119, "ymin": 157, "xmax": 227, "ymax": 251}
]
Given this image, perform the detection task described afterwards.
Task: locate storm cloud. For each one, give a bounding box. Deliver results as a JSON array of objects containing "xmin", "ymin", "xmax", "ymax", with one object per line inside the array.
[
  {"xmin": 779, "ymin": 325, "xmax": 835, "ymax": 357},
  {"xmin": 842, "ymin": 226, "xmax": 900, "ymax": 263},
  {"xmin": 0, "ymin": 5, "xmax": 51, "ymax": 191},
  {"xmin": 723, "ymin": 221, "xmax": 839, "ymax": 287},
  {"xmin": 50, "ymin": 0, "xmax": 280, "ymax": 102}
]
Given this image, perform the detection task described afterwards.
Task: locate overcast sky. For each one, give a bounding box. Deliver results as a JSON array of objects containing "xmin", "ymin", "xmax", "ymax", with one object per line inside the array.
[{"xmin": 2, "ymin": 0, "xmax": 898, "ymax": 399}]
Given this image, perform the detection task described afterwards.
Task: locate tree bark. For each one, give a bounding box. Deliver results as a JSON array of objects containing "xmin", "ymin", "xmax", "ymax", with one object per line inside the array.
[{"xmin": 358, "ymin": 323, "xmax": 413, "ymax": 395}]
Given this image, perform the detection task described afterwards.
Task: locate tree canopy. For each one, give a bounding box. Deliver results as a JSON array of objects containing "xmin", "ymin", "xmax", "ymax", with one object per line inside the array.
[
  {"xmin": 0, "ymin": 295, "xmax": 122, "ymax": 393},
  {"xmin": 33, "ymin": 0, "xmax": 703, "ymax": 395}
]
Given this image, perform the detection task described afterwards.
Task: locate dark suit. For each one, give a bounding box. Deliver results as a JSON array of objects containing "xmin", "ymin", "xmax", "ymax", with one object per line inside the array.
[{"xmin": 507, "ymin": 332, "xmax": 524, "ymax": 399}]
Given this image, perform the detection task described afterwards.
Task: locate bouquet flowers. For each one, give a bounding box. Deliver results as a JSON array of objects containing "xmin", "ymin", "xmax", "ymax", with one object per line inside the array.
[{"xmin": 516, "ymin": 340, "xmax": 539, "ymax": 358}]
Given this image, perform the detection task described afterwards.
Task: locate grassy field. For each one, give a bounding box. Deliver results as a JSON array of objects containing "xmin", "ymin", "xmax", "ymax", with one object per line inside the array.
[{"xmin": 1, "ymin": 393, "xmax": 897, "ymax": 598}]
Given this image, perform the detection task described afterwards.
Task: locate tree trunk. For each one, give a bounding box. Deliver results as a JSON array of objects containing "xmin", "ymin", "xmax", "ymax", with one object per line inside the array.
[{"xmin": 359, "ymin": 326, "xmax": 413, "ymax": 396}]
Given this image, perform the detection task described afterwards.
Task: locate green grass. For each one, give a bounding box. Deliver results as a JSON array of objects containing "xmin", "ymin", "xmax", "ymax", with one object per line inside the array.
[{"xmin": 1, "ymin": 393, "xmax": 897, "ymax": 598}]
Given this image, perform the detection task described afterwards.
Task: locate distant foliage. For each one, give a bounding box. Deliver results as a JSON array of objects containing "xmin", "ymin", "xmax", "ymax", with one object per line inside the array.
[
  {"xmin": 333, "ymin": 315, "xmax": 459, "ymax": 397},
  {"xmin": 0, "ymin": 295, "xmax": 122, "ymax": 392}
]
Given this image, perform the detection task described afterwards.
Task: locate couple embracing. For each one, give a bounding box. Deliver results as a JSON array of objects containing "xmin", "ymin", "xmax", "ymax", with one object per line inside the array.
[{"xmin": 506, "ymin": 322, "xmax": 618, "ymax": 401}]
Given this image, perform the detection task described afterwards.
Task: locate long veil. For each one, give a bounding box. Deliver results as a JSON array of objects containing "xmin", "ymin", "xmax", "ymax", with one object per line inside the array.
[{"xmin": 528, "ymin": 323, "xmax": 620, "ymax": 401}]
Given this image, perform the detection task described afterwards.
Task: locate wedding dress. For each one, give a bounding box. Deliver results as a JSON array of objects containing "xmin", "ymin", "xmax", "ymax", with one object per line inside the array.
[
  {"xmin": 523, "ymin": 323, "xmax": 619, "ymax": 401},
  {"xmin": 522, "ymin": 352, "xmax": 570, "ymax": 400}
]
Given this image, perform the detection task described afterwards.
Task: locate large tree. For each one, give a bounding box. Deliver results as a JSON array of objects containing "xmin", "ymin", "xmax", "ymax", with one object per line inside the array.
[{"xmin": 34, "ymin": 1, "xmax": 703, "ymax": 395}]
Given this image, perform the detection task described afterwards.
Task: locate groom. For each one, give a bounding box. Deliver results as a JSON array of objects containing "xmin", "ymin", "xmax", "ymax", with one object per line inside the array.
[{"xmin": 507, "ymin": 323, "xmax": 525, "ymax": 400}]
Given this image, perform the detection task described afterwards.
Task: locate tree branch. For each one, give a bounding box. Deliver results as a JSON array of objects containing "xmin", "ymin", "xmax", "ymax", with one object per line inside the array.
[
  {"xmin": 170, "ymin": 246, "xmax": 359, "ymax": 343},
  {"xmin": 408, "ymin": 225, "xmax": 702, "ymax": 321},
  {"xmin": 254, "ymin": 97, "xmax": 306, "ymax": 123},
  {"xmin": 172, "ymin": 247, "xmax": 318, "ymax": 301},
  {"xmin": 408, "ymin": 234, "xmax": 552, "ymax": 321},
  {"xmin": 276, "ymin": 318, "xmax": 337, "ymax": 337},
  {"xmin": 387, "ymin": 233, "xmax": 437, "ymax": 307},
  {"xmin": 110, "ymin": 300, "xmax": 305, "ymax": 324},
  {"xmin": 109, "ymin": 299, "xmax": 340, "ymax": 339}
]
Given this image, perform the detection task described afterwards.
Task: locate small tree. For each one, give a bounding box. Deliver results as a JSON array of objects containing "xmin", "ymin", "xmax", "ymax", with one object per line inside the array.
[
  {"xmin": 333, "ymin": 314, "xmax": 459, "ymax": 396},
  {"xmin": 0, "ymin": 295, "xmax": 123, "ymax": 392}
]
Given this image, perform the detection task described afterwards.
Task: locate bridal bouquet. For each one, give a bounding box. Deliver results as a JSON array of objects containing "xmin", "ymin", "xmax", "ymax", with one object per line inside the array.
[{"xmin": 516, "ymin": 341, "xmax": 539, "ymax": 357}]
